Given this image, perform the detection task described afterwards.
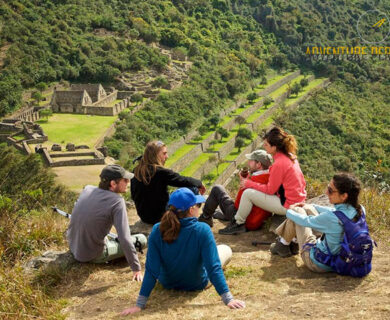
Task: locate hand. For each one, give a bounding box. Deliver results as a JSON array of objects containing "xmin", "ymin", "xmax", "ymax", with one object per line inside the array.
[
  {"xmin": 120, "ymin": 306, "xmax": 141, "ymax": 316},
  {"xmin": 227, "ymin": 299, "xmax": 246, "ymax": 309},
  {"xmin": 290, "ymin": 202, "xmax": 305, "ymax": 209},
  {"xmin": 239, "ymin": 175, "xmax": 247, "ymax": 189},
  {"xmin": 132, "ymin": 271, "xmax": 143, "ymax": 282},
  {"xmin": 198, "ymin": 184, "xmax": 206, "ymax": 195}
]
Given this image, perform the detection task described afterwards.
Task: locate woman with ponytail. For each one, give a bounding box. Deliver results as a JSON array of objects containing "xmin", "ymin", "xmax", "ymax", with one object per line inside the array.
[
  {"xmin": 219, "ymin": 126, "xmax": 306, "ymax": 235},
  {"xmin": 271, "ymin": 173, "xmax": 366, "ymax": 274},
  {"xmin": 121, "ymin": 188, "xmax": 245, "ymax": 315}
]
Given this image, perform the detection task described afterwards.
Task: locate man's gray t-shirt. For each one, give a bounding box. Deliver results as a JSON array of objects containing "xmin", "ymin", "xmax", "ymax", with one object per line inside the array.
[{"xmin": 67, "ymin": 185, "xmax": 141, "ymax": 271}]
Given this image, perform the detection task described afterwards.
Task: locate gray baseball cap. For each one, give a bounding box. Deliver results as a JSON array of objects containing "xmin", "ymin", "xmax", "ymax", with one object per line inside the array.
[
  {"xmin": 100, "ymin": 164, "xmax": 134, "ymax": 180},
  {"xmin": 245, "ymin": 150, "xmax": 272, "ymax": 168}
]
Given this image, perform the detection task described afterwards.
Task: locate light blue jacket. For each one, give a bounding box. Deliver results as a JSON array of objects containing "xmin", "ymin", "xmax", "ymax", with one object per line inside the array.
[{"xmin": 286, "ymin": 203, "xmax": 358, "ymax": 271}]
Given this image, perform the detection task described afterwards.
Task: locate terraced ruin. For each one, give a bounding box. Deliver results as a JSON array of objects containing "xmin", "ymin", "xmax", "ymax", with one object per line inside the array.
[{"xmin": 165, "ymin": 70, "xmax": 330, "ymax": 187}]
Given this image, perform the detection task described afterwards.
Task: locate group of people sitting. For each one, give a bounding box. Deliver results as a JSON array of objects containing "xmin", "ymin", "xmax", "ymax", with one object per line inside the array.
[{"xmin": 66, "ymin": 126, "xmax": 370, "ymax": 316}]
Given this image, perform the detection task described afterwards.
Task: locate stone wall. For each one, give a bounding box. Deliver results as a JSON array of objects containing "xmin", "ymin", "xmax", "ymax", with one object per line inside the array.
[
  {"xmin": 6, "ymin": 106, "xmax": 40, "ymax": 122},
  {"xmin": 50, "ymin": 151, "xmax": 96, "ymax": 158},
  {"xmin": 117, "ymin": 91, "xmax": 133, "ymax": 99},
  {"xmin": 91, "ymin": 90, "xmax": 118, "ymax": 107},
  {"xmin": 257, "ymin": 70, "xmax": 301, "ymax": 98},
  {"xmin": 84, "ymin": 106, "xmax": 115, "ymax": 116},
  {"xmin": 50, "ymin": 158, "xmax": 105, "ymax": 167},
  {"xmin": 170, "ymin": 144, "xmax": 203, "ymax": 173},
  {"xmin": 0, "ymin": 122, "xmax": 21, "ymax": 133}
]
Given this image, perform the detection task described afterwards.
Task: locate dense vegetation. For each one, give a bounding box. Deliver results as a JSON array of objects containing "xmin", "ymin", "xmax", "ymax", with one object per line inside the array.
[
  {"xmin": 0, "ymin": 144, "xmax": 76, "ymax": 318},
  {"xmin": 274, "ymin": 79, "xmax": 390, "ymax": 189}
]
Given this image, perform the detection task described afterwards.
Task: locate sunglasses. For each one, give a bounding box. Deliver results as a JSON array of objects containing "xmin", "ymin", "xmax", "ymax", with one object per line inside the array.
[
  {"xmin": 327, "ymin": 185, "xmax": 337, "ymax": 194},
  {"xmin": 155, "ymin": 140, "xmax": 165, "ymax": 147},
  {"xmin": 196, "ymin": 203, "xmax": 202, "ymax": 208}
]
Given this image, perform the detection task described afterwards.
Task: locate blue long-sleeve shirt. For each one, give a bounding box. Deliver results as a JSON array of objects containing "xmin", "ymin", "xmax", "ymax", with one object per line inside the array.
[
  {"xmin": 286, "ymin": 203, "xmax": 358, "ymax": 271},
  {"xmin": 137, "ymin": 217, "xmax": 232, "ymax": 308}
]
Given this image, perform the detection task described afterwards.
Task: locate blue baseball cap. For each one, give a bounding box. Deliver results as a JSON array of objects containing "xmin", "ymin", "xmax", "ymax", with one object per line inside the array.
[{"xmin": 168, "ymin": 188, "xmax": 206, "ymax": 212}]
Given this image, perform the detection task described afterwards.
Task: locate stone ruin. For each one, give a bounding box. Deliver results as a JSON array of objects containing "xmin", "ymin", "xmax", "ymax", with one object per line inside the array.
[
  {"xmin": 51, "ymin": 83, "xmax": 131, "ymax": 116},
  {"xmin": 0, "ymin": 120, "xmax": 48, "ymax": 155}
]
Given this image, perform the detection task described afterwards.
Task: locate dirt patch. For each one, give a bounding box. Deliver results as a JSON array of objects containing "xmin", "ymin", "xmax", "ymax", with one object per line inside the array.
[
  {"xmin": 0, "ymin": 43, "xmax": 11, "ymax": 68},
  {"xmin": 59, "ymin": 209, "xmax": 390, "ymax": 320}
]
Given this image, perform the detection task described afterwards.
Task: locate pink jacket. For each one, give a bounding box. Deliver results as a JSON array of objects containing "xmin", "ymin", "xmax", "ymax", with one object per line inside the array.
[{"xmin": 244, "ymin": 152, "xmax": 306, "ymax": 208}]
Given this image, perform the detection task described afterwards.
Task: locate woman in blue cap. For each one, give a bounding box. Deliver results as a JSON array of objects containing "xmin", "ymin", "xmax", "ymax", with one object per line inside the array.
[{"xmin": 121, "ymin": 187, "xmax": 245, "ymax": 315}]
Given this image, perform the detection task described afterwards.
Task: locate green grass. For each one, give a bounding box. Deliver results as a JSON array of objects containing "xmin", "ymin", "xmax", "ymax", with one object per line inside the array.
[
  {"xmin": 245, "ymin": 104, "xmax": 272, "ymax": 123},
  {"xmin": 268, "ymin": 75, "xmax": 306, "ymax": 100},
  {"xmin": 255, "ymin": 71, "xmax": 294, "ymax": 90},
  {"xmin": 38, "ymin": 113, "xmax": 117, "ymax": 147},
  {"xmin": 108, "ymin": 99, "xmax": 123, "ymax": 107},
  {"xmin": 166, "ymin": 143, "xmax": 198, "ymax": 167},
  {"xmin": 284, "ymin": 78, "xmax": 327, "ymax": 106},
  {"xmin": 180, "ymin": 152, "xmax": 213, "ymax": 176}
]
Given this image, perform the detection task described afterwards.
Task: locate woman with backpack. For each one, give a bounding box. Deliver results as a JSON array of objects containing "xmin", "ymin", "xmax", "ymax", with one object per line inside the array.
[
  {"xmin": 121, "ymin": 188, "xmax": 245, "ymax": 316},
  {"xmin": 271, "ymin": 172, "xmax": 373, "ymax": 277}
]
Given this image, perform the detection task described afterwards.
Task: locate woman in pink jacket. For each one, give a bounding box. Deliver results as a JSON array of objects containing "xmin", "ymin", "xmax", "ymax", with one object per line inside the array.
[{"xmin": 219, "ymin": 127, "xmax": 306, "ymax": 235}]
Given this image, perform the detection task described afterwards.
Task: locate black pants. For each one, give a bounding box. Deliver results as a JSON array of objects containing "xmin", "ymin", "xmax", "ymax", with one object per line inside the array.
[{"xmin": 202, "ymin": 185, "xmax": 237, "ymax": 220}]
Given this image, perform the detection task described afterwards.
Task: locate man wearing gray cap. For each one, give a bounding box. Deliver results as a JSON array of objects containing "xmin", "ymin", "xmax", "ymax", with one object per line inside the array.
[
  {"xmin": 67, "ymin": 164, "xmax": 143, "ymax": 281},
  {"xmin": 199, "ymin": 150, "xmax": 272, "ymax": 233}
]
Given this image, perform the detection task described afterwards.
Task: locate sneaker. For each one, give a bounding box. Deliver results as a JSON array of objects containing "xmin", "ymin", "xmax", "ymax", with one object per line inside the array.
[
  {"xmin": 290, "ymin": 242, "xmax": 299, "ymax": 255},
  {"xmin": 198, "ymin": 213, "xmax": 213, "ymax": 228},
  {"xmin": 270, "ymin": 240, "xmax": 292, "ymax": 257},
  {"xmin": 213, "ymin": 209, "xmax": 229, "ymax": 221},
  {"xmin": 218, "ymin": 220, "xmax": 246, "ymax": 235}
]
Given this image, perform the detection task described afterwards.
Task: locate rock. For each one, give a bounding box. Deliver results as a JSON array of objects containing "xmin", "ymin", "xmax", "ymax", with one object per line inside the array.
[
  {"xmin": 97, "ymin": 146, "xmax": 108, "ymax": 157},
  {"xmin": 125, "ymin": 200, "xmax": 135, "ymax": 209},
  {"xmin": 51, "ymin": 143, "xmax": 62, "ymax": 151},
  {"xmin": 75, "ymin": 145, "xmax": 89, "ymax": 150},
  {"xmin": 307, "ymin": 194, "xmax": 333, "ymax": 207},
  {"xmin": 66, "ymin": 143, "xmax": 75, "ymax": 151},
  {"xmin": 24, "ymin": 250, "xmax": 76, "ymax": 272}
]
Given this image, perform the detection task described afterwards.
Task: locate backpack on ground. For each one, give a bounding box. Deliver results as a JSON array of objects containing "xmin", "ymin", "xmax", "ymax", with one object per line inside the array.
[{"xmin": 313, "ymin": 206, "xmax": 375, "ymax": 277}]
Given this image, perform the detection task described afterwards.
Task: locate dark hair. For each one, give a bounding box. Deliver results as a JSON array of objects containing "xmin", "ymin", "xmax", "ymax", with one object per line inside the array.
[
  {"xmin": 134, "ymin": 140, "xmax": 166, "ymax": 185},
  {"xmin": 263, "ymin": 126, "xmax": 297, "ymax": 161},
  {"xmin": 98, "ymin": 177, "xmax": 121, "ymax": 190},
  {"xmin": 159, "ymin": 205, "xmax": 190, "ymax": 243},
  {"xmin": 332, "ymin": 172, "xmax": 362, "ymax": 218}
]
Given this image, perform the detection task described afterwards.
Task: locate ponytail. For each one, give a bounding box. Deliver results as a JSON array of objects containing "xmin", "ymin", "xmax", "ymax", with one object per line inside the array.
[
  {"xmin": 332, "ymin": 172, "xmax": 362, "ymax": 219},
  {"xmin": 160, "ymin": 206, "xmax": 189, "ymax": 243},
  {"xmin": 263, "ymin": 126, "xmax": 297, "ymax": 161}
]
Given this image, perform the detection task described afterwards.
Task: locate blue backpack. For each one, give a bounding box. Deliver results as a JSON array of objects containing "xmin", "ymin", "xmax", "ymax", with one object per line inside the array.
[{"xmin": 313, "ymin": 207, "xmax": 375, "ymax": 277}]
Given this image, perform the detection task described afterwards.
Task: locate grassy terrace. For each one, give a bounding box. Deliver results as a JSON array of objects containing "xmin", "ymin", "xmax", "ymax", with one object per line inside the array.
[
  {"xmin": 38, "ymin": 113, "xmax": 117, "ymax": 147},
  {"xmin": 167, "ymin": 72, "xmax": 299, "ymax": 169},
  {"xmin": 181, "ymin": 125, "xmax": 253, "ymax": 178},
  {"xmin": 284, "ymin": 78, "xmax": 328, "ymax": 106},
  {"xmin": 268, "ymin": 75, "xmax": 306, "ymax": 100}
]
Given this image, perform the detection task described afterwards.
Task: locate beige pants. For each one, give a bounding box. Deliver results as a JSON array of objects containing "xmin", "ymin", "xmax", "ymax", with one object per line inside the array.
[
  {"xmin": 217, "ymin": 244, "xmax": 232, "ymax": 268},
  {"xmin": 275, "ymin": 204, "xmax": 326, "ymax": 273},
  {"xmin": 234, "ymin": 189, "xmax": 287, "ymax": 225}
]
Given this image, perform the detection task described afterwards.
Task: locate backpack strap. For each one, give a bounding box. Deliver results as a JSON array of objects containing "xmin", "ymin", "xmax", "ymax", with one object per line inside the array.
[{"xmin": 333, "ymin": 210, "xmax": 349, "ymax": 225}]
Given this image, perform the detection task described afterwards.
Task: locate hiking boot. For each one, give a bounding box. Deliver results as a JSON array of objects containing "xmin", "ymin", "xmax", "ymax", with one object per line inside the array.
[
  {"xmin": 270, "ymin": 240, "xmax": 292, "ymax": 257},
  {"xmin": 290, "ymin": 242, "xmax": 299, "ymax": 255},
  {"xmin": 213, "ymin": 209, "xmax": 229, "ymax": 221},
  {"xmin": 218, "ymin": 219, "xmax": 246, "ymax": 235},
  {"xmin": 198, "ymin": 213, "xmax": 213, "ymax": 228}
]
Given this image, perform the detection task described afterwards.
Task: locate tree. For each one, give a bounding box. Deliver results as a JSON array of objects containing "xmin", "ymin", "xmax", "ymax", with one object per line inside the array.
[
  {"xmin": 235, "ymin": 137, "xmax": 245, "ymax": 152},
  {"xmin": 36, "ymin": 82, "xmax": 47, "ymax": 93},
  {"xmin": 247, "ymin": 92, "xmax": 257, "ymax": 102},
  {"xmin": 209, "ymin": 115, "xmax": 220, "ymax": 129},
  {"xmin": 237, "ymin": 128, "xmax": 252, "ymax": 140},
  {"xmin": 31, "ymin": 91, "xmax": 43, "ymax": 104},
  {"xmin": 216, "ymin": 127, "xmax": 229, "ymax": 142},
  {"xmin": 291, "ymin": 82, "xmax": 302, "ymax": 97},
  {"xmin": 263, "ymin": 96, "xmax": 273, "ymax": 108},
  {"xmin": 300, "ymin": 77, "xmax": 309, "ymax": 88},
  {"xmin": 235, "ymin": 115, "xmax": 246, "ymax": 128},
  {"xmin": 130, "ymin": 93, "xmax": 143, "ymax": 103}
]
